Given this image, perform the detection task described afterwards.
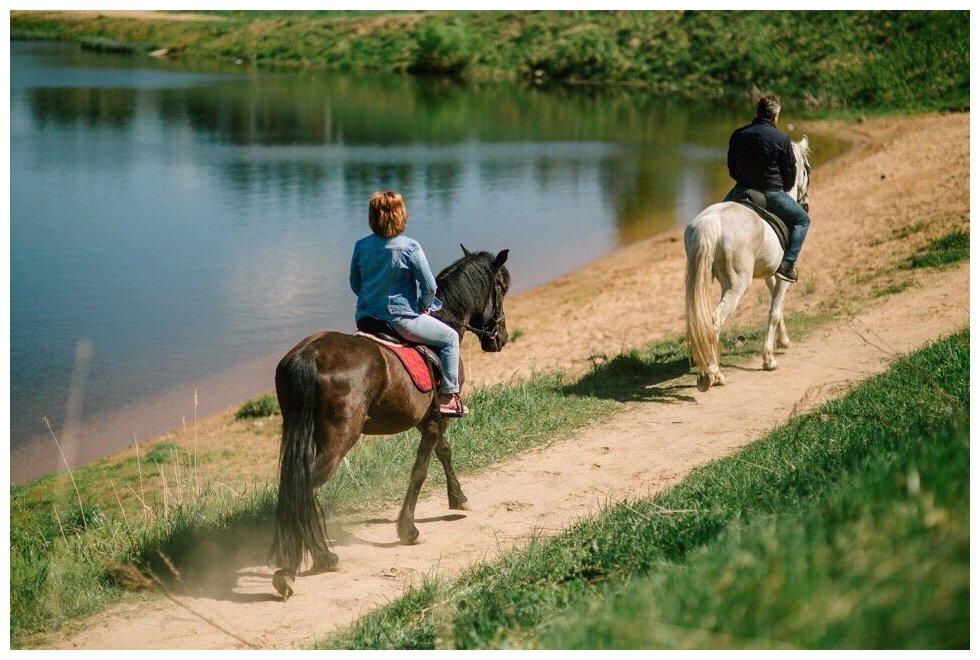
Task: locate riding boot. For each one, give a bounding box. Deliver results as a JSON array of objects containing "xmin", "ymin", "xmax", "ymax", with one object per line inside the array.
[{"xmin": 776, "ymin": 260, "xmax": 798, "ymax": 283}]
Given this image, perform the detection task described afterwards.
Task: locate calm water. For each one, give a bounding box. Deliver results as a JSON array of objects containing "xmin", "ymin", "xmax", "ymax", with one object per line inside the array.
[{"xmin": 9, "ymin": 41, "xmax": 845, "ymax": 483}]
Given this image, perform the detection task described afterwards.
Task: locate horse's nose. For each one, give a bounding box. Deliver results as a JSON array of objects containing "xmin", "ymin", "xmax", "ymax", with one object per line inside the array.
[
  {"xmin": 481, "ymin": 330, "xmax": 506, "ymax": 352},
  {"xmin": 497, "ymin": 328, "xmax": 508, "ymax": 348}
]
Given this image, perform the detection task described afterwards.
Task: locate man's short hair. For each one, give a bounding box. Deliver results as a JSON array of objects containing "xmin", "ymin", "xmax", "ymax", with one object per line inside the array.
[{"xmin": 756, "ymin": 94, "xmax": 781, "ymax": 121}]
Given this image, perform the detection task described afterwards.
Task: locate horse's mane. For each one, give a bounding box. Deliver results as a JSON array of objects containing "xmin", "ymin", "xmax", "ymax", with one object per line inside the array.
[
  {"xmin": 793, "ymin": 136, "xmax": 810, "ymax": 164},
  {"xmin": 434, "ymin": 251, "xmax": 509, "ymax": 325}
]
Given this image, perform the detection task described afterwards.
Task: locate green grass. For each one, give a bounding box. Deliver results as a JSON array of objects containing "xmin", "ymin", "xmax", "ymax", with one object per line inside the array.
[
  {"xmin": 321, "ymin": 328, "xmax": 969, "ymax": 650},
  {"xmin": 10, "ymin": 10, "xmax": 970, "ymax": 112},
  {"xmin": 904, "ymin": 230, "xmax": 969, "ymax": 270}
]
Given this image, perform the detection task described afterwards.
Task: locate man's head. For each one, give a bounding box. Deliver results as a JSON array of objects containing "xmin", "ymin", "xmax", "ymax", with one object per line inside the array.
[{"xmin": 755, "ymin": 94, "xmax": 781, "ymax": 123}]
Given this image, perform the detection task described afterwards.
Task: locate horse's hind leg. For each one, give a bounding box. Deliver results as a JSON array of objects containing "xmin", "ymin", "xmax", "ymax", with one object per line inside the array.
[
  {"xmin": 307, "ymin": 417, "xmax": 366, "ymax": 572},
  {"xmin": 307, "ymin": 451, "xmax": 341, "ymax": 572},
  {"xmin": 707, "ymin": 272, "xmax": 750, "ymax": 388},
  {"xmin": 271, "ymin": 431, "xmax": 347, "ymax": 599},
  {"xmin": 433, "ymin": 422, "xmax": 468, "ymax": 510},
  {"xmin": 397, "ymin": 417, "xmax": 441, "ymax": 544}
]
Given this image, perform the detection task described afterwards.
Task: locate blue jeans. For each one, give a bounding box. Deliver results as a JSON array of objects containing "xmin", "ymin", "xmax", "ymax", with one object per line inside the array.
[
  {"xmin": 389, "ymin": 314, "xmax": 461, "ymax": 394},
  {"xmin": 725, "ymin": 186, "xmax": 811, "ymax": 266}
]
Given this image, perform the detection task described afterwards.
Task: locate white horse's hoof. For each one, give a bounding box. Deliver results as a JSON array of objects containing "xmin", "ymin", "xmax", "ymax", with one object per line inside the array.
[
  {"xmin": 715, "ymin": 372, "xmax": 726, "ymax": 386},
  {"xmin": 764, "ymin": 362, "xmax": 779, "ymax": 372},
  {"xmin": 777, "ymin": 338, "xmax": 791, "ymax": 349}
]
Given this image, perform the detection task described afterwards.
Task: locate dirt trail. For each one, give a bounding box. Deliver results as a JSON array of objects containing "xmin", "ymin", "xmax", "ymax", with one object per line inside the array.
[{"xmin": 48, "ymin": 112, "xmax": 969, "ymax": 649}]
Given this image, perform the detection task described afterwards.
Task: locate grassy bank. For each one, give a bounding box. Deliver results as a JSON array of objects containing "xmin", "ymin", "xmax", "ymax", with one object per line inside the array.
[
  {"xmin": 10, "ymin": 10, "xmax": 969, "ymax": 112},
  {"xmin": 8, "ymin": 315, "xmax": 821, "ymax": 647},
  {"xmin": 322, "ymin": 328, "xmax": 970, "ymax": 650}
]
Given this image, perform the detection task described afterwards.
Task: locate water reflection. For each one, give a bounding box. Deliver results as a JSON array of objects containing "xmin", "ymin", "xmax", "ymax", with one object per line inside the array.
[{"xmin": 9, "ymin": 41, "xmax": 848, "ymax": 482}]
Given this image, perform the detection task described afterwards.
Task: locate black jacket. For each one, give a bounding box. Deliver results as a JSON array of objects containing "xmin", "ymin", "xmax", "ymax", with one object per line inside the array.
[{"xmin": 727, "ymin": 118, "xmax": 796, "ymax": 192}]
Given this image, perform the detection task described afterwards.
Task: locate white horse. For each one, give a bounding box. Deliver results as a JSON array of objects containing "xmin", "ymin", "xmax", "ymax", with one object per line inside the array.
[{"xmin": 684, "ymin": 136, "xmax": 811, "ymax": 392}]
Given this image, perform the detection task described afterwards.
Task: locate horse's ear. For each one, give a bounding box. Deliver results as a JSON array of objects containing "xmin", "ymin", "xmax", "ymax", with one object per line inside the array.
[
  {"xmin": 460, "ymin": 244, "xmax": 471, "ymax": 256},
  {"xmin": 494, "ymin": 249, "xmax": 509, "ymax": 268}
]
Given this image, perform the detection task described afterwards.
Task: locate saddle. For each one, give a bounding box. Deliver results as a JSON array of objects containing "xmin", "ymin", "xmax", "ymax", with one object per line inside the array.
[
  {"xmin": 732, "ymin": 189, "xmax": 790, "ymax": 251},
  {"xmin": 354, "ymin": 317, "xmax": 442, "ymax": 393}
]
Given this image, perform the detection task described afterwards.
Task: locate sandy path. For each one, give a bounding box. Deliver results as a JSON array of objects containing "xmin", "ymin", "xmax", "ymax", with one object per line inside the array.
[{"xmin": 48, "ymin": 112, "xmax": 969, "ymax": 649}]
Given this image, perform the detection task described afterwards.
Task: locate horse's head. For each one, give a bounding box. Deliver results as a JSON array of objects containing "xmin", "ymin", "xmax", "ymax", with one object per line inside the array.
[
  {"xmin": 792, "ymin": 135, "xmax": 811, "ymax": 213},
  {"xmin": 436, "ymin": 245, "xmax": 511, "ymax": 352}
]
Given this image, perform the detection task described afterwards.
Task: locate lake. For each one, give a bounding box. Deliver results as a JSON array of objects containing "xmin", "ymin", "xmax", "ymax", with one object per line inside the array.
[{"xmin": 8, "ymin": 40, "xmax": 845, "ymax": 483}]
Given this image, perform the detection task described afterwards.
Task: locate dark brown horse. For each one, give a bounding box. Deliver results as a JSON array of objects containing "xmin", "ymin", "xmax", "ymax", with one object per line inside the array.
[{"xmin": 270, "ymin": 246, "xmax": 511, "ymax": 599}]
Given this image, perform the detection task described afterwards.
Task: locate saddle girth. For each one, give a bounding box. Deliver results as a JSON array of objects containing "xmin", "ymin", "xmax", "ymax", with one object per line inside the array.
[{"xmin": 732, "ymin": 189, "xmax": 790, "ymax": 252}]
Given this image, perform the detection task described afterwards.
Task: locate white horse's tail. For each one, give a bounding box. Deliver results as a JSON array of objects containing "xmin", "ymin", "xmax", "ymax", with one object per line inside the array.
[{"xmin": 684, "ymin": 213, "xmax": 719, "ymax": 386}]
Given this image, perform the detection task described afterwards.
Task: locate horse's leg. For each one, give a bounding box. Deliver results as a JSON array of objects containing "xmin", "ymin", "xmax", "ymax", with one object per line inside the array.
[
  {"xmin": 707, "ymin": 267, "xmax": 751, "ymax": 388},
  {"xmin": 308, "ymin": 414, "xmax": 366, "ymax": 571},
  {"xmin": 272, "ymin": 442, "xmax": 341, "ymax": 600},
  {"xmin": 433, "ymin": 420, "xmax": 468, "ymax": 510},
  {"xmin": 762, "ymin": 276, "xmax": 792, "ymax": 371},
  {"xmin": 396, "ymin": 416, "xmax": 441, "ymax": 544},
  {"xmin": 764, "ymin": 276, "xmax": 792, "ymax": 348},
  {"xmin": 273, "ymin": 414, "xmax": 361, "ymax": 600}
]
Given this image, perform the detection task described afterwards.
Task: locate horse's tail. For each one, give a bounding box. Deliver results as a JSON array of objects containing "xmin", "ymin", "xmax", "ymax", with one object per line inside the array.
[
  {"xmin": 270, "ymin": 348, "xmax": 328, "ymax": 572},
  {"xmin": 684, "ymin": 212, "xmax": 720, "ymax": 386}
]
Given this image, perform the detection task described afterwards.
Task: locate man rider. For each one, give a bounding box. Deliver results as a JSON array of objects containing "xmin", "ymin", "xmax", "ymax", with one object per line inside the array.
[{"xmin": 724, "ymin": 94, "xmax": 810, "ymax": 283}]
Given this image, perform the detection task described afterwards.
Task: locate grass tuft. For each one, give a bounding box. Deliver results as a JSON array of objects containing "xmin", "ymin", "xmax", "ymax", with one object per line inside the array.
[
  {"xmin": 903, "ymin": 230, "xmax": 969, "ymax": 270},
  {"xmin": 235, "ymin": 393, "xmax": 281, "ymax": 419}
]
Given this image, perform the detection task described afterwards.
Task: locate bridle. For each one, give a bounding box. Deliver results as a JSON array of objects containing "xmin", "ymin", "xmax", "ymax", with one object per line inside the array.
[
  {"xmin": 463, "ymin": 314, "xmax": 505, "ymax": 341},
  {"xmin": 463, "ymin": 276, "xmax": 506, "ymax": 342}
]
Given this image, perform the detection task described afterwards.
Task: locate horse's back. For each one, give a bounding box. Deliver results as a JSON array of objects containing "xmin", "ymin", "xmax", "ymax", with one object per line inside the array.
[
  {"xmin": 686, "ymin": 202, "xmax": 782, "ymax": 278},
  {"xmin": 278, "ymin": 330, "xmax": 379, "ymax": 379},
  {"xmin": 277, "ymin": 330, "xmax": 431, "ymax": 434}
]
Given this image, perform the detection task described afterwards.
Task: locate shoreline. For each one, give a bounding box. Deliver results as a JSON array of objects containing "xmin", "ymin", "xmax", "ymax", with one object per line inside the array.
[{"xmin": 12, "ymin": 111, "xmax": 969, "ymax": 488}]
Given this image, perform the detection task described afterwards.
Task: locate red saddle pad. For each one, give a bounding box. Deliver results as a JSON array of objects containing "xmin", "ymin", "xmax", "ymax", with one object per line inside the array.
[{"xmin": 387, "ymin": 344, "xmax": 435, "ymax": 392}]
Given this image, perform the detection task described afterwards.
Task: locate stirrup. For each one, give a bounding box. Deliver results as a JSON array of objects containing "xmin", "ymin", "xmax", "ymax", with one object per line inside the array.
[
  {"xmin": 775, "ymin": 262, "xmax": 798, "ymax": 283},
  {"xmin": 439, "ymin": 393, "xmax": 469, "ymax": 417}
]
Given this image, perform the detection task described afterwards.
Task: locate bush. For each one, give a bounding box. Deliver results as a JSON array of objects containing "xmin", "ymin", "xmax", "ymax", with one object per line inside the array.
[
  {"xmin": 408, "ymin": 20, "xmax": 474, "ymax": 76},
  {"xmin": 524, "ymin": 25, "xmax": 631, "ymax": 83},
  {"xmin": 235, "ymin": 393, "xmax": 280, "ymax": 419}
]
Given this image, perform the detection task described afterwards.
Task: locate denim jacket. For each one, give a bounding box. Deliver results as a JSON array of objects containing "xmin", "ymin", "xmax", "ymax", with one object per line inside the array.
[{"xmin": 350, "ymin": 233, "xmax": 442, "ymax": 322}]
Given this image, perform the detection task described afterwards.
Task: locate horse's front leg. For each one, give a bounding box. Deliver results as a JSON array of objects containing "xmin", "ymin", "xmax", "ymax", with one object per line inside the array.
[
  {"xmin": 397, "ymin": 418, "xmax": 440, "ymax": 544},
  {"xmin": 433, "ymin": 420, "xmax": 468, "ymax": 510},
  {"xmin": 763, "ymin": 276, "xmax": 792, "ymax": 371}
]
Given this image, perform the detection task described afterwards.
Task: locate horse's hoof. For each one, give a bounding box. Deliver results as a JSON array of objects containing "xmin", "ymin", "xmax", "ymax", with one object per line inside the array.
[
  {"xmin": 311, "ymin": 550, "xmax": 339, "ymax": 573},
  {"xmin": 696, "ymin": 373, "xmax": 712, "ymax": 392},
  {"xmin": 272, "ymin": 570, "xmax": 294, "ymax": 601},
  {"xmin": 764, "ymin": 361, "xmax": 778, "ymax": 372},
  {"xmin": 398, "ymin": 526, "xmax": 420, "ymax": 545},
  {"xmin": 449, "ymin": 496, "xmax": 469, "ymax": 511},
  {"xmin": 778, "ymin": 339, "xmax": 791, "ymax": 349},
  {"xmin": 715, "ymin": 373, "xmax": 727, "ymax": 386}
]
